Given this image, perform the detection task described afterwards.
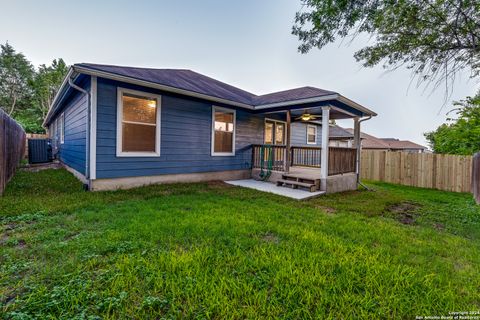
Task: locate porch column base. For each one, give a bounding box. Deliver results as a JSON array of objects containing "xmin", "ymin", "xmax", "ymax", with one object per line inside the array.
[{"xmin": 320, "ymin": 178, "xmax": 327, "ymax": 191}]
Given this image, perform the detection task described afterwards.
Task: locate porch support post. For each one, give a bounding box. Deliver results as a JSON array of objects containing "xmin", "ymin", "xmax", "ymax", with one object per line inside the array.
[
  {"xmin": 353, "ymin": 117, "xmax": 361, "ymax": 182},
  {"xmin": 285, "ymin": 110, "xmax": 291, "ymax": 173},
  {"xmin": 320, "ymin": 106, "xmax": 330, "ymax": 190}
]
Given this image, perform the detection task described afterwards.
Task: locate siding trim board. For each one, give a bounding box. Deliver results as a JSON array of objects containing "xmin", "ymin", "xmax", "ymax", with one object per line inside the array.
[{"xmin": 90, "ymin": 76, "xmax": 97, "ymax": 179}]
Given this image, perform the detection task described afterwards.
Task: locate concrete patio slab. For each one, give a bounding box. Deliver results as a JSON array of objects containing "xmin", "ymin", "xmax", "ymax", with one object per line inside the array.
[{"xmin": 225, "ymin": 179, "xmax": 326, "ymax": 200}]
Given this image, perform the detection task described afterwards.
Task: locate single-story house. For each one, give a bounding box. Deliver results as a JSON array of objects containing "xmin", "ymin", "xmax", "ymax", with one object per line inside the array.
[
  {"xmin": 344, "ymin": 129, "xmax": 427, "ymax": 153},
  {"xmin": 379, "ymin": 138, "xmax": 428, "ymax": 153},
  {"xmin": 44, "ymin": 63, "xmax": 376, "ymax": 193}
]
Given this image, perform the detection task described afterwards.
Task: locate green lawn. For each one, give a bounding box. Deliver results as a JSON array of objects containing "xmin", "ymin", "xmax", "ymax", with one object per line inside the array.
[{"xmin": 1, "ymin": 169, "xmax": 479, "ymax": 319}]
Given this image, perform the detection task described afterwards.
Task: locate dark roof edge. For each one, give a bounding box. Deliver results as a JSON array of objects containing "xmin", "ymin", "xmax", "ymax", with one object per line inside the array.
[
  {"xmin": 74, "ymin": 65, "xmax": 254, "ymax": 109},
  {"xmin": 44, "ymin": 65, "xmax": 377, "ymax": 126}
]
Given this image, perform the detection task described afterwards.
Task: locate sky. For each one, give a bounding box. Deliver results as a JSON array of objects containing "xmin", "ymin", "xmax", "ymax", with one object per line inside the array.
[{"xmin": 1, "ymin": 0, "xmax": 478, "ymax": 146}]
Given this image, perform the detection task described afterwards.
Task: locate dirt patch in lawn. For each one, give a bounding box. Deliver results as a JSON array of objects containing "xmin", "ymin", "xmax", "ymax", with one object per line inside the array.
[
  {"xmin": 384, "ymin": 201, "xmax": 422, "ymax": 225},
  {"xmin": 207, "ymin": 181, "xmax": 233, "ymax": 189},
  {"xmin": 315, "ymin": 206, "xmax": 336, "ymax": 215},
  {"xmin": 21, "ymin": 162, "xmax": 62, "ymax": 172},
  {"xmin": 260, "ymin": 232, "xmax": 280, "ymax": 244}
]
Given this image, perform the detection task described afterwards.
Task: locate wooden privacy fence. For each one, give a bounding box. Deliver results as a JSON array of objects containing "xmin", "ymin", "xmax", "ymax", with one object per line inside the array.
[
  {"xmin": 0, "ymin": 109, "xmax": 26, "ymax": 195},
  {"xmin": 360, "ymin": 150, "xmax": 472, "ymax": 193}
]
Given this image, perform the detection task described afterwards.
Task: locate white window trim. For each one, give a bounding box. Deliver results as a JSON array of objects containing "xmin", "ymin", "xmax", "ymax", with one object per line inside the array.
[
  {"xmin": 60, "ymin": 112, "xmax": 65, "ymax": 144},
  {"xmin": 211, "ymin": 105, "xmax": 236, "ymax": 156},
  {"xmin": 307, "ymin": 124, "xmax": 317, "ymax": 145},
  {"xmin": 116, "ymin": 87, "xmax": 162, "ymax": 157},
  {"xmin": 264, "ymin": 118, "xmax": 286, "ymax": 145}
]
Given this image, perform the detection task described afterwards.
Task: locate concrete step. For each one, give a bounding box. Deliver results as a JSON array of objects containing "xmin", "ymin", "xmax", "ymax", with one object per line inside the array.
[{"xmin": 276, "ymin": 179, "xmax": 317, "ymax": 192}]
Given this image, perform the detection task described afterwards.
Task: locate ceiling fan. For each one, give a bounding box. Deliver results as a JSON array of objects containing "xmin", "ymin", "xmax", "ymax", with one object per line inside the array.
[{"xmin": 295, "ymin": 110, "xmax": 320, "ymax": 121}]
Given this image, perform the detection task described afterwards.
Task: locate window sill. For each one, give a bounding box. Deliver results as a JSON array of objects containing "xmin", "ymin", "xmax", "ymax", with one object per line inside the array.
[
  {"xmin": 211, "ymin": 152, "xmax": 235, "ymax": 157},
  {"xmin": 116, "ymin": 152, "xmax": 160, "ymax": 157}
]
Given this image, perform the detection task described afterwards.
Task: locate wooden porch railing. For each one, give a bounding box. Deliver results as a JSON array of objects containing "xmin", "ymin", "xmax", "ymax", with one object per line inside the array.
[
  {"xmin": 252, "ymin": 144, "xmax": 356, "ymax": 176},
  {"xmin": 291, "ymin": 146, "xmax": 321, "ymax": 168},
  {"xmin": 252, "ymin": 144, "xmax": 288, "ymax": 171},
  {"xmin": 328, "ymin": 147, "xmax": 356, "ymax": 175}
]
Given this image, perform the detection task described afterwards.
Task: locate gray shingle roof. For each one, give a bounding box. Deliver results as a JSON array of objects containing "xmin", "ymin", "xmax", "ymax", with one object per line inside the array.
[
  {"xmin": 76, "ymin": 63, "xmax": 337, "ymax": 106},
  {"xmin": 329, "ymin": 125, "xmax": 354, "ymax": 138},
  {"xmin": 252, "ymin": 86, "xmax": 336, "ymax": 105}
]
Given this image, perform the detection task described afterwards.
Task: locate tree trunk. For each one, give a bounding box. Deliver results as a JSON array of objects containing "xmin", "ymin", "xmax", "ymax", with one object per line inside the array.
[{"xmin": 8, "ymin": 95, "xmax": 17, "ymax": 116}]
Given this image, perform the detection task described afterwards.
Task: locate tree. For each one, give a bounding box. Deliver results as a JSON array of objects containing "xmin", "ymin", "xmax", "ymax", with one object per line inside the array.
[
  {"xmin": 425, "ymin": 92, "xmax": 480, "ymax": 155},
  {"xmin": 292, "ymin": 0, "xmax": 480, "ymax": 89},
  {"xmin": 32, "ymin": 59, "xmax": 68, "ymax": 119},
  {"xmin": 0, "ymin": 42, "xmax": 34, "ymax": 115}
]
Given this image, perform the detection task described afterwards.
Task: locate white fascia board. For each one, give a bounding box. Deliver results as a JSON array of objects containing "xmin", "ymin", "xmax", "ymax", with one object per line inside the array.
[
  {"xmin": 253, "ymin": 94, "xmax": 339, "ymax": 110},
  {"xmin": 336, "ymin": 95, "xmax": 377, "ymax": 117}
]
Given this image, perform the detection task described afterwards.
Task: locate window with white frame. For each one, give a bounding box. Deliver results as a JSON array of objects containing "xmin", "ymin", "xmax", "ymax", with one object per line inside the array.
[
  {"xmin": 212, "ymin": 106, "xmax": 235, "ymax": 156},
  {"xmin": 116, "ymin": 88, "xmax": 161, "ymax": 156},
  {"xmin": 59, "ymin": 113, "xmax": 65, "ymax": 144},
  {"xmin": 307, "ymin": 125, "xmax": 317, "ymax": 144}
]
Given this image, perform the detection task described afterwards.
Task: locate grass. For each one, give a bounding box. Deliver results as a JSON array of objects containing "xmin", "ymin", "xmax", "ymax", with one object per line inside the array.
[{"xmin": 1, "ymin": 169, "xmax": 479, "ymax": 319}]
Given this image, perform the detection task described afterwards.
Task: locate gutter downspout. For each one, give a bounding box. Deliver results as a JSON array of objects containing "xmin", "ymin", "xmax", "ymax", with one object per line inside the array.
[
  {"xmin": 356, "ymin": 115, "xmax": 372, "ymax": 189},
  {"xmin": 68, "ymin": 75, "xmax": 91, "ymax": 189}
]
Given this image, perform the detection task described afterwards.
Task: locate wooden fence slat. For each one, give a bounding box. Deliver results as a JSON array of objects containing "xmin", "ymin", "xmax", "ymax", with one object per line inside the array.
[{"xmin": 361, "ymin": 150, "xmax": 473, "ymax": 193}]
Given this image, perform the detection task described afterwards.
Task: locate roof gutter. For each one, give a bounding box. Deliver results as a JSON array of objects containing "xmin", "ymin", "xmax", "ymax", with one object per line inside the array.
[
  {"xmin": 253, "ymin": 94, "xmax": 339, "ymax": 110},
  {"xmin": 356, "ymin": 115, "xmax": 372, "ymax": 188}
]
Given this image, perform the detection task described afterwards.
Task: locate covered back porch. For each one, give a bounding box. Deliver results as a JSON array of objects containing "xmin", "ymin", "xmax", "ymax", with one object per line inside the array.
[{"xmin": 249, "ymin": 101, "xmax": 372, "ymax": 193}]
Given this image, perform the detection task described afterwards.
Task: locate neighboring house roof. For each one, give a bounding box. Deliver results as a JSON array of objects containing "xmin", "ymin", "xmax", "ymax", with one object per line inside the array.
[
  {"xmin": 380, "ymin": 138, "xmax": 427, "ymax": 150},
  {"xmin": 344, "ymin": 129, "xmax": 391, "ymax": 149},
  {"xmin": 44, "ymin": 63, "xmax": 377, "ymax": 126},
  {"xmin": 344, "ymin": 129, "xmax": 427, "ymax": 150},
  {"xmin": 329, "ymin": 125, "xmax": 354, "ymax": 139}
]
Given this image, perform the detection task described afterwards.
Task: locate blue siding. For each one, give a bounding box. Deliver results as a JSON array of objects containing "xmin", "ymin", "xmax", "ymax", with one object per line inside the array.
[
  {"xmin": 291, "ymin": 122, "xmax": 322, "ymax": 147},
  {"xmin": 95, "ymin": 78, "xmax": 268, "ymax": 179},
  {"xmin": 52, "ymin": 79, "xmax": 90, "ymax": 175}
]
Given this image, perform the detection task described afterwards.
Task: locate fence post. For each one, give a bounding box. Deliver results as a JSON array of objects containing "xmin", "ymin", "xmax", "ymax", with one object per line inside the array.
[{"xmin": 472, "ymin": 152, "xmax": 480, "ymax": 204}]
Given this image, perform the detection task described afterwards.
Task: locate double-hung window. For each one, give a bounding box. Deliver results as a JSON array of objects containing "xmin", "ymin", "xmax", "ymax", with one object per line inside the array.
[
  {"xmin": 212, "ymin": 106, "xmax": 236, "ymax": 156},
  {"xmin": 117, "ymin": 88, "xmax": 161, "ymax": 157},
  {"xmin": 307, "ymin": 125, "xmax": 317, "ymax": 144},
  {"xmin": 264, "ymin": 119, "xmax": 286, "ymax": 145}
]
